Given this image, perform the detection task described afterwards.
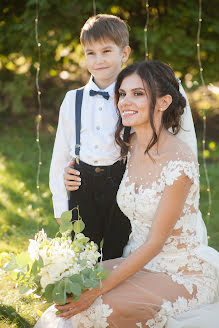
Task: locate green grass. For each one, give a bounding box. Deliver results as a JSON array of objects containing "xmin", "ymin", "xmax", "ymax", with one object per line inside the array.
[
  {"xmin": 199, "ymin": 141, "xmax": 219, "ymax": 250},
  {"xmin": 0, "ymin": 121, "xmax": 218, "ymax": 327},
  {"xmin": 0, "ymin": 121, "xmax": 57, "ymax": 327}
]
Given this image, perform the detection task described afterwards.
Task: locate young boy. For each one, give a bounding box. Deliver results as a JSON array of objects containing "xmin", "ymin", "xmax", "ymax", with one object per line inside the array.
[{"xmin": 49, "ymin": 14, "xmax": 132, "ymax": 260}]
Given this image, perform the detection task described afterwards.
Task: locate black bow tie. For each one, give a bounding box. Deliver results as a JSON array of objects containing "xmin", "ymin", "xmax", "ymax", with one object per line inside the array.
[{"xmin": 89, "ymin": 89, "xmax": 110, "ymax": 100}]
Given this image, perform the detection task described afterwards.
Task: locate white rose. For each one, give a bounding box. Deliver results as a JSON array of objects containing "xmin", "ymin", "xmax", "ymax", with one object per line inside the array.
[
  {"xmin": 28, "ymin": 239, "xmax": 40, "ymax": 261},
  {"xmin": 40, "ymin": 270, "xmax": 52, "ymax": 290},
  {"xmin": 48, "ymin": 261, "xmax": 67, "ymax": 281}
]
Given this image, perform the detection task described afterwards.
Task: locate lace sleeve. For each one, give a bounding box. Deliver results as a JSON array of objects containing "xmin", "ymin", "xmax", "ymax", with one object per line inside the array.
[
  {"xmin": 163, "ymin": 160, "xmax": 199, "ymax": 187},
  {"xmin": 161, "ymin": 154, "xmax": 200, "ymax": 214}
]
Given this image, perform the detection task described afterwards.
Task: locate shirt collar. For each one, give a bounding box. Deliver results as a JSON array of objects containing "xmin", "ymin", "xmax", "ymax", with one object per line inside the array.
[{"xmin": 86, "ymin": 76, "xmax": 115, "ymax": 98}]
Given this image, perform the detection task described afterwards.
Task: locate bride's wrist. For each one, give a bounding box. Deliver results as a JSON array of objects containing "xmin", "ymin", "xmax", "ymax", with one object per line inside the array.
[{"xmin": 96, "ymin": 279, "xmax": 112, "ymax": 297}]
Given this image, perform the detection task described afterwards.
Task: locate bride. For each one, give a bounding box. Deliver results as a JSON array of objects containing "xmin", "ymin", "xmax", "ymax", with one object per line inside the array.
[{"xmin": 35, "ymin": 60, "xmax": 219, "ymax": 328}]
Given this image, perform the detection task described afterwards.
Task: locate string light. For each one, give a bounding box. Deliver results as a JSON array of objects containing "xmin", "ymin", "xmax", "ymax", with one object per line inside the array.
[
  {"xmin": 92, "ymin": 0, "xmax": 96, "ymax": 16},
  {"xmin": 144, "ymin": 0, "xmax": 150, "ymax": 60},
  {"xmin": 197, "ymin": 0, "xmax": 212, "ymax": 222},
  {"xmin": 35, "ymin": 0, "xmax": 42, "ymax": 194}
]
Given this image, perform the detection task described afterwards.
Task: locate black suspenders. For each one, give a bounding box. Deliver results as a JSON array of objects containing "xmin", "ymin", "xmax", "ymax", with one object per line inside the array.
[
  {"xmin": 75, "ymin": 88, "xmax": 84, "ymax": 161},
  {"xmin": 74, "ymin": 88, "xmax": 130, "ymax": 161}
]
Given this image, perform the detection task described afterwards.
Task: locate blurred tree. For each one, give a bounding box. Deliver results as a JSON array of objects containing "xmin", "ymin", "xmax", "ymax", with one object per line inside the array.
[{"xmin": 0, "ymin": 0, "xmax": 218, "ymax": 115}]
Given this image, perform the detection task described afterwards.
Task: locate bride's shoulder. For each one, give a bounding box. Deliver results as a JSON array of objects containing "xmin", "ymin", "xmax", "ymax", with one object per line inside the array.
[
  {"xmin": 163, "ymin": 134, "xmax": 198, "ymax": 165},
  {"xmin": 159, "ymin": 135, "xmax": 199, "ymax": 185}
]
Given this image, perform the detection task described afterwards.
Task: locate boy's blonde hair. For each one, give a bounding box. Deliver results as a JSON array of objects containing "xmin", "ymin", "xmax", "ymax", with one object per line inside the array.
[{"xmin": 80, "ymin": 14, "xmax": 129, "ymax": 48}]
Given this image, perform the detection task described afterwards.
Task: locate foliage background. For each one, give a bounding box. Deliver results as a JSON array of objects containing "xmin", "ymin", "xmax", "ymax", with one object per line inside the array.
[
  {"xmin": 0, "ymin": 0, "xmax": 219, "ymax": 327},
  {"xmin": 0, "ymin": 0, "xmax": 218, "ymax": 117}
]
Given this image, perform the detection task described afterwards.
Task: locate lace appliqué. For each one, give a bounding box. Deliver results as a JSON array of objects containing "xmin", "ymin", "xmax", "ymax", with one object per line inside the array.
[
  {"xmin": 118, "ymin": 157, "xmax": 218, "ymax": 327},
  {"xmin": 162, "ymin": 160, "xmax": 199, "ymax": 213},
  {"xmin": 72, "ymin": 296, "xmax": 113, "ymax": 328},
  {"xmin": 145, "ymin": 296, "xmax": 200, "ymax": 328}
]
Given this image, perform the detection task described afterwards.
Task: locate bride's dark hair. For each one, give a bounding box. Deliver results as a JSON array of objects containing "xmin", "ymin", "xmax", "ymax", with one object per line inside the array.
[{"xmin": 115, "ymin": 60, "xmax": 186, "ymax": 158}]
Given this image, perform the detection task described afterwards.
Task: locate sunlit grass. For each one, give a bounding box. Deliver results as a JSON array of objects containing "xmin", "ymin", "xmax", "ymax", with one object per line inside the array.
[
  {"xmin": 0, "ymin": 269, "xmax": 49, "ymax": 327},
  {"xmin": 0, "ymin": 122, "xmax": 57, "ymax": 327},
  {"xmin": 0, "ymin": 121, "xmax": 218, "ymax": 327},
  {"xmin": 198, "ymin": 139, "xmax": 219, "ymax": 250}
]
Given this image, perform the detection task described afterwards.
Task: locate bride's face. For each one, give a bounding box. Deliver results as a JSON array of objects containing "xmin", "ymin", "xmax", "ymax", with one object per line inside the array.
[{"xmin": 118, "ymin": 73, "xmax": 151, "ymax": 128}]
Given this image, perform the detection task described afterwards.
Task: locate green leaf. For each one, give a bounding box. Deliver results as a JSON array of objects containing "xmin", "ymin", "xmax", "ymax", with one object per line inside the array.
[
  {"xmin": 69, "ymin": 274, "xmax": 83, "ymax": 286},
  {"xmin": 44, "ymin": 284, "xmax": 55, "ymax": 302},
  {"xmin": 81, "ymin": 268, "xmax": 91, "ymax": 278},
  {"xmin": 38, "ymin": 256, "xmax": 44, "ymax": 268},
  {"xmin": 52, "ymin": 279, "xmax": 82, "ymax": 305},
  {"xmin": 61, "ymin": 210, "xmax": 72, "ymax": 221},
  {"xmin": 97, "ymin": 269, "xmax": 110, "ymax": 281},
  {"xmin": 78, "ymin": 259, "xmax": 87, "ymax": 267},
  {"xmin": 31, "ymin": 259, "xmax": 41, "ymax": 275},
  {"xmin": 72, "ymin": 294, "xmax": 80, "ymax": 302},
  {"xmin": 60, "ymin": 278, "xmax": 82, "ymax": 298},
  {"xmin": 16, "ymin": 252, "xmax": 31, "ymax": 266},
  {"xmin": 56, "ymin": 310, "xmax": 62, "ymax": 315},
  {"xmin": 76, "ymin": 236, "xmax": 90, "ymax": 244},
  {"xmin": 52, "ymin": 281, "xmax": 66, "ymax": 305},
  {"xmin": 10, "ymin": 271, "xmax": 18, "ymax": 280},
  {"xmin": 75, "ymin": 233, "xmax": 89, "ymax": 244},
  {"xmin": 72, "ymin": 240, "xmax": 84, "ymax": 251},
  {"xmin": 19, "ymin": 285, "xmax": 30, "ymax": 294},
  {"xmin": 68, "ymin": 281, "xmax": 81, "ymax": 296},
  {"xmin": 89, "ymin": 269, "xmax": 97, "ymax": 280},
  {"xmin": 4, "ymin": 253, "xmax": 17, "ymax": 272},
  {"xmin": 100, "ymin": 238, "xmax": 104, "ymax": 249},
  {"xmin": 4, "ymin": 261, "xmax": 17, "ymax": 272},
  {"xmin": 60, "ymin": 210, "xmax": 73, "ymax": 233},
  {"xmin": 59, "ymin": 224, "xmax": 72, "ymax": 234},
  {"xmin": 97, "ymin": 263, "xmax": 103, "ymax": 271},
  {"xmin": 84, "ymin": 278, "xmax": 93, "ymax": 289},
  {"xmin": 91, "ymin": 280, "xmax": 99, "ymax": 289},
  {"xmin": 75, "ymin": 233, "xmax": 85, "ymax": 239},
  {"xmin": 73, "ymin": 220, "xmax": 85, "ymax": 234}
]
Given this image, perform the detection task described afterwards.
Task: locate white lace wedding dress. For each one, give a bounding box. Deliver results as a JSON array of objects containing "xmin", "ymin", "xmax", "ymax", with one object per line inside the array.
[{"xmin": 35, "ymin": 139, "xmax": 219, "ymax": 328}]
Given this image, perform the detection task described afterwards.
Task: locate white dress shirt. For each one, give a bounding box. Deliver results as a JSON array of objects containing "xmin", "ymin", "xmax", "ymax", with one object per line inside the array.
[
  {"xmin": 49, "ymin": 76, "xmax": 197, "ymax": 218},
  {"xmin": 49, "ymin": 77, "xmax": 121, "ymax": 218}
]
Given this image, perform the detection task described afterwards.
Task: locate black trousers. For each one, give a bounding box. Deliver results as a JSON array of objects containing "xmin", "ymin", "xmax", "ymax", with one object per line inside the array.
[{"xmin": 69, "ymin": 160, "xmax": 131, "ymax": 260}]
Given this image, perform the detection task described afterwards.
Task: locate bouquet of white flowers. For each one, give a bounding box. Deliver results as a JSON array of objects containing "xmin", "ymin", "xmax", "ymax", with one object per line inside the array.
[{"xmin": 4, "ymin": 208, "xmax": 109, "ymax": 305}]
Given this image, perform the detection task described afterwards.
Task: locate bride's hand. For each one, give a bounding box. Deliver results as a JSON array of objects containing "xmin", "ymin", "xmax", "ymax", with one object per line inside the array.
[{"xmin": 55, "ymin": 288, "xmax": 100, "ymax": 320}]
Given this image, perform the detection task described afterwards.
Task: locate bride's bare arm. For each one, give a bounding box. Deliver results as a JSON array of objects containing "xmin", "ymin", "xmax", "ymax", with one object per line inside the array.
[{"xmin": 100, "ymin": 173, "xmax": 192, "ymax": 295}]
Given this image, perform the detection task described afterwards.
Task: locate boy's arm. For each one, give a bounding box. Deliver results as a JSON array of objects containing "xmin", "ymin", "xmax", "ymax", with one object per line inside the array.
[{"xmin": 49, "ymin": 92, "xmax": 73, "ymax": 219}]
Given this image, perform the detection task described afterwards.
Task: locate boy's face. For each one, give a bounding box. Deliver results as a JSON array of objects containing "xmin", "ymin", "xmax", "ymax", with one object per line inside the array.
[{"xmin": 83, "ymin": 39, "xmax": 130, "ymax": 89}]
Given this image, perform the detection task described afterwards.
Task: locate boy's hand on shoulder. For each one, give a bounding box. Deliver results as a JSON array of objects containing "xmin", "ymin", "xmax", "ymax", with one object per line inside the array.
[{"xmin": 64, "ymin": 160, "xmax": 81, "ymax": 191}]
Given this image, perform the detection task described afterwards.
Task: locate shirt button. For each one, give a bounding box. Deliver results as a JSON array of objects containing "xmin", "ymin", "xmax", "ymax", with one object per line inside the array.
[
  {"xmin": 98, "ymin": 107, "xmax": 102, "ymax": 111},
  {"xmin": 96, "ymin": 126, "xmax": 100, "ymax": 130},
  {"xmin": 95, "ymin": 145, "xmax": 98, "ymax": 149}
]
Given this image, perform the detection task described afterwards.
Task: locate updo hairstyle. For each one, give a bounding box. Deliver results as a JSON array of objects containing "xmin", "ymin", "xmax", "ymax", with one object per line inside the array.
[{"xmin": 114, "ymin": 60, "xmax": 186, "ymax": 158}]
